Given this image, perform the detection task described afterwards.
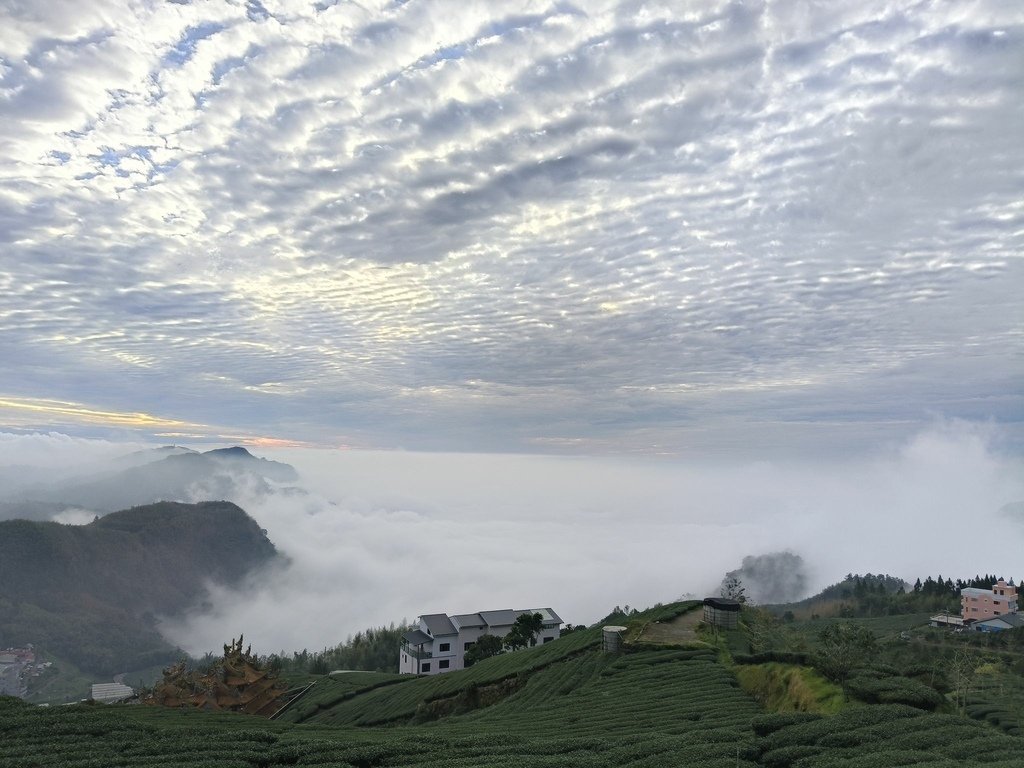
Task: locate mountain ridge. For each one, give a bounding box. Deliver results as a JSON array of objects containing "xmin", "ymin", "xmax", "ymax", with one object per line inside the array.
[
  {"xmin": 0, "ymin": 500, "xmax": 280, "ymax": 676},
  {"xmin": 1, "ymin": 446, "xmax": 299, "ymax": 517}
]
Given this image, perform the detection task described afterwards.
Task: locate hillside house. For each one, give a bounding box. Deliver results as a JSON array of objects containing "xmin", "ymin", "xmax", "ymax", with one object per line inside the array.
[
  {"xmin": 961, "ymin": 579, "xmax": 1018, "ymax": 624},
  {"xmin": 399, "ymin": 608, "xmax": 561, "ymax": 675},
  {"xmin": 971, "ymin": 613, "xmax": 1024, "ymax": 633}
]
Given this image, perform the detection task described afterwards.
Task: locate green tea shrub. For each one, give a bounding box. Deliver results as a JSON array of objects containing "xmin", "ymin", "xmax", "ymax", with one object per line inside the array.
[
  {"xmin": 733, "ymin": 652, "xmax": 811, "ymax": 666},
  {"xmin": 846, "ymin": 674, "xmax": 944, "ymax": 710},
  {"xmin": 760, "ymin": 744, "xmax": 823, "ymax": 768},
  {"xmin": 750, "ymin": 712, "xmax": 824, "ymax": 736}
]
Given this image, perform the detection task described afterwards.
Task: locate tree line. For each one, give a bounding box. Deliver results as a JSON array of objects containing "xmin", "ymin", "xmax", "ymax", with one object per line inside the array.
[{"xmin": 261, "ymin": 623, "xmax": 408, "ymax": 675}]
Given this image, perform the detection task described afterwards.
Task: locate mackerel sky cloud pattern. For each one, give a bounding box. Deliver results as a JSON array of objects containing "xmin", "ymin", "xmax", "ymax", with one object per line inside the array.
[{"xmin": 1, "ymin": 0, "xmax": 1021, "ymax": 453}]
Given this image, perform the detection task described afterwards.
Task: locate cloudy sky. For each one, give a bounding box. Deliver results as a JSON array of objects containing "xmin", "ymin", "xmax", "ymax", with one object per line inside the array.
[{"xmin": 1, "ymin": 0, "xmax": 1022, "ymax": 456}]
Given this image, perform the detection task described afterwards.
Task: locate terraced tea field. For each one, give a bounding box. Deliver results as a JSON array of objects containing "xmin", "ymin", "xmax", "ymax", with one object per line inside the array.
[{"xmin": 2, "ymin": 602, "xmax": 1023, "ymax": 768}]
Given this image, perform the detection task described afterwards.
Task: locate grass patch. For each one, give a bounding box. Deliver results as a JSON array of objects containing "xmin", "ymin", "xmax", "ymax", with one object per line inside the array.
[
  {"xmin": 23, "ymin": 651, "xmax": 95, "ymax": 706},
  {"xmin": 734, "ymin": 663, "xmax": 846, "ymax": 714},
  {"xmin": 787, "ymin": 613, "xmax": 934, "ymax": 644}
]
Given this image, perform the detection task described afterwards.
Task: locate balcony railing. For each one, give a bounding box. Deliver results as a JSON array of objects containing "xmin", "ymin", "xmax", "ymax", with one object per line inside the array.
[{"xmin": 401, "ymin": 644, "xmax": 432, "ymax": 660}]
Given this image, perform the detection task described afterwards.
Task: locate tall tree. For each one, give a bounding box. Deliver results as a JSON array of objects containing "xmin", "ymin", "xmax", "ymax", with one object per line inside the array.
[
  {"xmin": 813, "ymin": 623, "xmax": 877, "ymax": 687},
  {"xmin": 947, "ymin": 648, "xmax": 982, "ymax": 716},
  {"xmin": 504, "ymin": 613, "xmax": 545, "ymax": 651},
  {"xmin": 720, "ymin": 576, "xmax": 747, "ymax": 604},
  {"xmin": 463, "ymin": 634, "xmax": 503, "ymax": 667}
]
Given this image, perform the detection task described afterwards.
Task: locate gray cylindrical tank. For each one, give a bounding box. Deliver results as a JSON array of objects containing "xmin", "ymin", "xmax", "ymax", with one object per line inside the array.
[{"xmin": 602, "ymin": 625, "xmax": 627, "ymax": 652}]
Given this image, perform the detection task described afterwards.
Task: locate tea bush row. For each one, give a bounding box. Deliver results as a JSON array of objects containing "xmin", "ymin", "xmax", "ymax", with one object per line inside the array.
[{"xmin": 758, "ymin": 704, "xmax": 1024, "ymax": 767}]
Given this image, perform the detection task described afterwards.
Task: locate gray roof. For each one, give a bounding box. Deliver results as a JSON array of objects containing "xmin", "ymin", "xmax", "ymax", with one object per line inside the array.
[
  {"xmin": 974, "ymin": 613, "xmax": 1024, "ymax": 628},
  {"xmin": 402, "ymin": 629, "xmax": 432, "ymax": 646},
  {"xmin": 91, "ymin": 683, "xmax": 133, "ymax": 702},
  {"xmin": 476, "ymin": 608, "xmax": 562, "ymax": 628},
  {"xmin": 704, "ymin": 597, "xmax": 742, "ymax": 611},
  {"xmin": 478, "ymin": 609, "xmax": 518, "ymax": 627},
  {"xmin": 411, "ymin": 608, "xmax": 563, "ymax": 635},
  {"xmin": 420, "ymin": 613, "xmax": 457, "ymax": 636},
  {"xmin": 532, "ymin": 607, "xmax": 562, "ymax": 624}
]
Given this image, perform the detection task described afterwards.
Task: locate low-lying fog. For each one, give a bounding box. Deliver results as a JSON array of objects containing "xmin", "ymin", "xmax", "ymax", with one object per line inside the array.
[{"xmin": 1, "ymin": 422, "xmax": 1021, "ymax": 656}]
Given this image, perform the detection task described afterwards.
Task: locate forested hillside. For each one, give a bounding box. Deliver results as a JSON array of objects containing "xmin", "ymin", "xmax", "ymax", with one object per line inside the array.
[
  {"xmin": 765, "ymin": 572, "xmax": 1018, "ymax": 621},
  {"xmin": 0, "ymin": 501, "xmax": 279, "ymax": 675}
]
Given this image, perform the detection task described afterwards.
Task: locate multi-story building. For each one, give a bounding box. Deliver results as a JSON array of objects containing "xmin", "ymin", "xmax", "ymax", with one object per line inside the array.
[
  {"xmin": 399, "ymin": 608, "xmax": 561, "ymax": 675},
  {"xmin": 961, "ymin": 578, "xmax": 1018, "ymax": 623}
]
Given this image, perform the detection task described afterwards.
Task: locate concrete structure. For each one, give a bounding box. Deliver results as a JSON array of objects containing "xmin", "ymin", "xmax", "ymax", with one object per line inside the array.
[
  {"xmin": 929, "ymin": 614, "xmax": 965, "ymax": 629},
  {"xmin": 702, "ymin": 597, "xmax": 741, "ymax": 629},
  {"xmin": 961, "ymin": 579, "xmax": 1018, "ymax": 623},
  {"xmin": 602, "ymin": 626, "xmax": 627, "ymax": 652},
  {"xmin": 399, "ymin": 608, "xmax": 561, "ymax": 675}
]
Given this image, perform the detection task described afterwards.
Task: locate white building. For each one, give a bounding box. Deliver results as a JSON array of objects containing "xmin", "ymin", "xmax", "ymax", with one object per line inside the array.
[
  {"xmin": 90, "ymin": 682, "xmax": 133, "ymax": 703},
  {"xmin": 399, "ymin": 608, "xmax": 562, "ymax": 675}
]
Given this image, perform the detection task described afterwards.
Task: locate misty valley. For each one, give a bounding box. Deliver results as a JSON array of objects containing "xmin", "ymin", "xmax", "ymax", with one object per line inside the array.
[{"xmin": 1, "ymin": 441, "xmax": 1022, "ymax": 768}]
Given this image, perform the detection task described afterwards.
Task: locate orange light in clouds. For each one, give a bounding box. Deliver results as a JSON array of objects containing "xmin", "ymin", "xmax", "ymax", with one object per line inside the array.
[
  {"xmin": 0, "ymin": 396, "xmax": 201, "ymax": 429},
  {"xmin": 0, "ymin": 396, "xmax": 309, "ymax": 448},
  {"xmin": 218, "ymin": 435, "xmax": 317, "ymax": 449}
]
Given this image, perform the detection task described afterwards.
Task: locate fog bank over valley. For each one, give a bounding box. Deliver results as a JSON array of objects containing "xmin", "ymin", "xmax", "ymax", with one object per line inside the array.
[{"xmin": 0, "ymin": 422, "xmax": 1020, "ymax": 656}]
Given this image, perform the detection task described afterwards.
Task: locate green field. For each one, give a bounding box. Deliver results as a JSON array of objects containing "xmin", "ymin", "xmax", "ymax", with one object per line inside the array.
[
  {"xmin": 3, "ymin": 602, "xmax": 1023, "ymax": 768},
  {"xmin": 966, "ymin": 663, "xmax": 1024, "ymax": 737},
  {"xmin": 786, "ymin": 613, "xmax": 935, "ymax": 643}
]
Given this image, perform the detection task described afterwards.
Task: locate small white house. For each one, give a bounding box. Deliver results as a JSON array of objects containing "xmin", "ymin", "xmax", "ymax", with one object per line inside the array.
[
  {"xmin": 90, "ymin": 682, "xmax": 133, "ymax": 703},
  {"xmin": 399, "ymin": 608, "xmax": 562, "ymax": 675}
]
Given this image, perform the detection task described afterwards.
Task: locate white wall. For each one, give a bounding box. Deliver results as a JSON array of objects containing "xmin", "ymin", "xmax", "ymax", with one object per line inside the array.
[{"xmin": 400, "ymin": 616, "xmax": 563, "ymax": 674}]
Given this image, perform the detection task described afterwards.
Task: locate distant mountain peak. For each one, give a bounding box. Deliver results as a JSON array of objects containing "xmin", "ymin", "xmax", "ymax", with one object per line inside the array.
[{"xmin": 204, "ymin": 446, "xmax": 255, "ymax": 458}]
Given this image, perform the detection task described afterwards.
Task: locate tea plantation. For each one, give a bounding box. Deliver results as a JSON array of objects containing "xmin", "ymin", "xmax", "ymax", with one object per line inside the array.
[{"xmin": 2, "ymin": 602, "xmax": 1023, "ymax": 768}]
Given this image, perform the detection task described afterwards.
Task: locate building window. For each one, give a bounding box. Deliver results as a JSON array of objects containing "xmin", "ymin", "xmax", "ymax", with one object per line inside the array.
[
  {"xmin": 464, "ymin": 642, "xmax": 475, "ymax": 650},
  {"xmin": 403, "ymin": 655, "xmax": 406, "ymax": 662},
  {"xmin": 543, "ymin": 636, "xmax": 554, "ymax": 643},
  {"xmin": 421, "ymin": 663, "xmax": 431, "ymax": 672},
  {"xmin": 439, "ymin": 660, "xmax": 450, "ymax": 669},
  {"xmin": 439, "ymin": 642, "xmax": 450, "ymax": 652}
]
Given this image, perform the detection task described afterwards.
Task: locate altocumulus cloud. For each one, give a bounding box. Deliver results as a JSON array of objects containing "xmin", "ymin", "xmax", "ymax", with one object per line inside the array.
[{"xmin": 0, "ymin": 0, "xmax": 1021, "ymax": 454}]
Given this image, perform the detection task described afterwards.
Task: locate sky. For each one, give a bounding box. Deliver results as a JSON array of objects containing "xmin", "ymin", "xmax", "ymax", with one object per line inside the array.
[{"xmin": 0, "ymin": 0, "xmax": 1021, "ymax": 457}]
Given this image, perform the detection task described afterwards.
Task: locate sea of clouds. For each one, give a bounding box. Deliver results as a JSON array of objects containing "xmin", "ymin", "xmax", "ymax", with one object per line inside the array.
[
  {"xmin": 0, "ymin": 422, "xmax": 1021, "ymax": 655},
  {"xmin": 4, "ymin": 428, "xmax": 1015, "ymax": 655}
]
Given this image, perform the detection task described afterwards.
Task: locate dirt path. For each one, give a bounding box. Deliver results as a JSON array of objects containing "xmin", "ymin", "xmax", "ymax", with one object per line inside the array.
[{"xmin": 636, "ymin": 607, "xmax": 704, "ymax": 645}]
